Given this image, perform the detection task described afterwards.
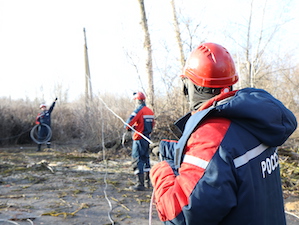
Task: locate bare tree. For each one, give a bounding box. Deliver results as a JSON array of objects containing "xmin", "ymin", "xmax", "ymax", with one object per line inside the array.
[
  {"xmin": 170, "ymin": 0, "xmax": 185, "ymax": 70},
  {"xmin": 137, "ymin": 0, "xmax": 154, "ymax": 110},
  {"xmin": 234, "ymin": 0, "xmax": 291, "ymax": 89},
  {"xmin": 169, "ymin": 0, "xmax": 188, "ymax": 115},
  {"xmin": 124, "ymin": 50, "xmax": 147, "ymax": 95},
  {"xmin": 52, "ymin": 82, "xmax": 69, "ymax": 103}
]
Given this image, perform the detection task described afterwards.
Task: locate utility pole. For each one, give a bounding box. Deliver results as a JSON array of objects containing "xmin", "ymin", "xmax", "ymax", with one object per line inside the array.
[{"xmin": 83, "ymin": 28, "xmax": 93, "ymax": 106}]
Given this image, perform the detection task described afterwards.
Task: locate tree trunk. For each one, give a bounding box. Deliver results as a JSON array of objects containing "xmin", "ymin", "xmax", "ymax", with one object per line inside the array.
[
  {"xmin": 170, "ymin": 0, "xmax": 188, "ymax": 114},
  {"xmin": 137, "ymin": 0, "xmax": 154, "ymax": 110},
  {"xmin": 170, "ymin": 0, "xmax": 185, "ymax": 70}
]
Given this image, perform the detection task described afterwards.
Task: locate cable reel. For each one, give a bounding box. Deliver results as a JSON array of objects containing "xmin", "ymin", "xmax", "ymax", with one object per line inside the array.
[{"xmin": 30, "ymin": 123, "xmax": 52, "ymax": 144}]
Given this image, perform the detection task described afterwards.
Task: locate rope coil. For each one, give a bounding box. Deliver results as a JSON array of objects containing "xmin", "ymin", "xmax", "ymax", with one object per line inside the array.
[{"xmin": 30, "ymin": 124, "xmax": 52, "ymax": 144}]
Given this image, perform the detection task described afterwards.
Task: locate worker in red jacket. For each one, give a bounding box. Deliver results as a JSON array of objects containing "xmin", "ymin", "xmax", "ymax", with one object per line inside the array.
[
  {"xmin": 125, "ymin": 92, "xmax": 155, "ymax": 191},
  {"xmin": 150, "ymin": 43, "xmax": 297, "ymax": 224}
]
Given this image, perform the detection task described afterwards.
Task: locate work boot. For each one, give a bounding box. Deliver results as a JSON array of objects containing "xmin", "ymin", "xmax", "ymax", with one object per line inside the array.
[
  {"xmin": 130, "ymin": 173, "xmax": 145, "ymax": 191},
  {"xmin": 36, "ymin": 144, "xmax": 41, "ymax": 152},
  {"xmin": 144, "ymin": 172, "xmax": 151, "ymax": 188},
  {"xmin": 47, "ymin": 142, "xmax": 51, "ymax": 149}
]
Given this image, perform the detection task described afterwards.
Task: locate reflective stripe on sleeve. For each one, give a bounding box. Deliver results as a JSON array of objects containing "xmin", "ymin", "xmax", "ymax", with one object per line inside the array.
[
  {"xmin": 183, "ymin": 154, "xmax": 209, "ymax": 169},
  {"xmin": 234, "ymin": 143, "xmax": 268, "ymax": 168},
  {"xmin": 143, "ymin": 115, "xmax": 154, "ymax": 119}
]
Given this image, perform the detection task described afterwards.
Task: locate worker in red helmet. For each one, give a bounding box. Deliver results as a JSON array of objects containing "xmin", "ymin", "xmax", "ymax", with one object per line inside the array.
[
  {"xmin": 125, "ymin": 92, "xmax": 155, "ymax": 191},
  {"xmin": 150, "ymin": 43, "xmax": 297, "ymax": 224},
  {"xmin": 35, "ymin": 98, "xmax": 57, "ymax": 151}
]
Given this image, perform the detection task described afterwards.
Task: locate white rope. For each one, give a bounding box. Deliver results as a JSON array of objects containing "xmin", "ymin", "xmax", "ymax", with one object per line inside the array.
[
  {"xmin": 85, "ymin": 62, "xmax": 153, "ymax": 145},
  {"xmin": 97, "ymin": 96, "xmax": 156, "ymax": 224},
  {"xmin": 285, "ymin": 210, "xmax": 299, "ymax": 219},
  {"xmin": 100, "ymin": 103, "xmax": 115, "ymax": 225},
  {"xmin": 0, "ymin": 219, "xmax": 21, "ymax": 224},
  {"xmin": 97, "ymin": 95, "xmax": 156, "ymax": 225},
  {"xmin": 83, "ymin": 34, "xmax": 114, "ymax": 223},
  {"xmin": 85, "ymin": 67, "xmax": 154, "ymax": 223},
  {"xmin": 0, "ymin": 219, "xmax": 34, "ymax": 225},
  {"xmin": 27, "ymin": 219, "xmax": 34, "ymax": 225},
  {"xmin": 149, "ymin": 189, "xmax": 155, "ymax": 225},
  {"xmin": 83, "ymin": 34, "xmax": 152, "ymax": 145},
  {"xmin": 97, "ymin": 96, "xmax": 153, "ymax": 145}
]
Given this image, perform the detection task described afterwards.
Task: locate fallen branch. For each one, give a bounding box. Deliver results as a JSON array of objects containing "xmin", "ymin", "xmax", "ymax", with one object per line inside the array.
[
  {"xmin": 41, "ymin": 203, "xmax": 89, "ymax": 218},
  {"xmin": 111, "ymin": 197, "xmax": 130, "ymax": 211},
  {"xmin": 27, "ymin": 160, "xmax": 54, "ymax": 173},
  {"xmin": 0, "ymin": 194, "xmax": 25, "ymax": 199}
]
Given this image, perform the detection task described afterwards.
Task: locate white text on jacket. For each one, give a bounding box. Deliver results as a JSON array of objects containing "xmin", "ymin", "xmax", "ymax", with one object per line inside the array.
[{"xmin": 261, "ymin": 151, "xmax": 279, "ymax": 178}]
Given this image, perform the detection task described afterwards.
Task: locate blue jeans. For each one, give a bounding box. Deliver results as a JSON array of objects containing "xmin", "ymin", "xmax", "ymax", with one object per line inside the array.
[
  {"xmin": 132, "ymin": 138, "xmax": 150, "ymax": 174},
  {"xmin": 37, "ymin": 124, "xmax": 51, "ymax": 143}
]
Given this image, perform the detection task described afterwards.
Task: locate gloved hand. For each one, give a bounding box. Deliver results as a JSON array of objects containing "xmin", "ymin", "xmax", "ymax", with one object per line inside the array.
[
  {"xmin": 55, "ymin": 97, "xmax": 58, "ymax": 101},
  {"xmin": 124, "ymin": 126, "xmax": 132, "ymax": 132},
  {"xmin": 159, "ymin": 140, "xmax": 178, "ymax": 161}
]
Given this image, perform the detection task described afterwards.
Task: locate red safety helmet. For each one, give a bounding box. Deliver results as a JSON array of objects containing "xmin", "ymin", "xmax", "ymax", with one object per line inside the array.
[
  {"xmin": 133, "ymin": 92, "xmax": 146, "ymax": 100},
  {"xmin": 182, "ymin": 43, "xmax": 238, "ymax": 88}
]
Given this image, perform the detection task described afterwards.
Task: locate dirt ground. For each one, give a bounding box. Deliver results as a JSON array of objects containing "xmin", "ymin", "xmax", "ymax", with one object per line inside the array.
[{"xmin": 1, "ymin": 145, "xmax": 299, "ymax": 225}]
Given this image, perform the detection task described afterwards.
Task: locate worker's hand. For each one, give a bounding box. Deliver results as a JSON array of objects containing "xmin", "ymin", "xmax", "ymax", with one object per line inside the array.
[
  {"xmin": 55, "ymin": 97, "xmax": 58, "ymax": 101},
  {"xmin": 159, "ymin": 140, "xmax": 177, "ymax": 161}
]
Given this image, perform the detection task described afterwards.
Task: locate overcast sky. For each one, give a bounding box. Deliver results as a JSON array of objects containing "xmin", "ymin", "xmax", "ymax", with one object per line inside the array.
[{"xmin": 0, "ymin": 0, "xmax": 298, "ymax": 103}]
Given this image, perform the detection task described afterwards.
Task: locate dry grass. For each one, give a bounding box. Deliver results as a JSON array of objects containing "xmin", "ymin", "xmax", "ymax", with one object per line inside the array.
[{"xmin": 0, "ymin": 92, "xmax": 182, "ymax": 149}]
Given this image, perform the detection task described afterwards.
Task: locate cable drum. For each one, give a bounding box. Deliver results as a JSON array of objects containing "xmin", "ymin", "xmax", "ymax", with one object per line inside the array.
[{"xmin": 30, "ymin": 124, "xmax": 52, "ymax": 144}]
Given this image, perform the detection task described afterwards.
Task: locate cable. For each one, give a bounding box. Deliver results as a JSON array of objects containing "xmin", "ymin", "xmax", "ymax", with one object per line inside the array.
[
  {"xmin": 149, "ymin": 190, "xmax": 155, "ymax": 225},
  {"xmin": 0, "ymin": 219, "xmax": 33, "ymax": 225},
  {"xmin": 285, "ymin": 210, "xmax": 299, "ymax": 220},
  {"xmin": 100, "ymin": 102, "xmax": 115, "ymax": 225},
  {"xmin": 30, "ymin": 124, "xmax": 52, "ymax": 144},
  {"xmin": 98, "ymin": 96, "xmax": 153, "ymax": 145},
  {"xmin": 97, "ymin": 97, "xmax": 157, "ymax": 224},
  {"xmin": 27, "ymin": 219, "xmax": 34, "ymax": 225},
  {"xmin": 0, "ymin": 219, "xmax": 21, "ymax": 224},
  {"xmin": 122, "ymin": 132, "xmax": 128, "ymax": 150},
  {"xmin": 85, "ymin": 73, "xmax": 154, "ymax": 223},
  {"xmin": 0, "ymin": 127, "xmax": 32, "ymax": 141},
  {"xmin": 97, "ymin": 97, "xmax": 156, "ymax": 224}
]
